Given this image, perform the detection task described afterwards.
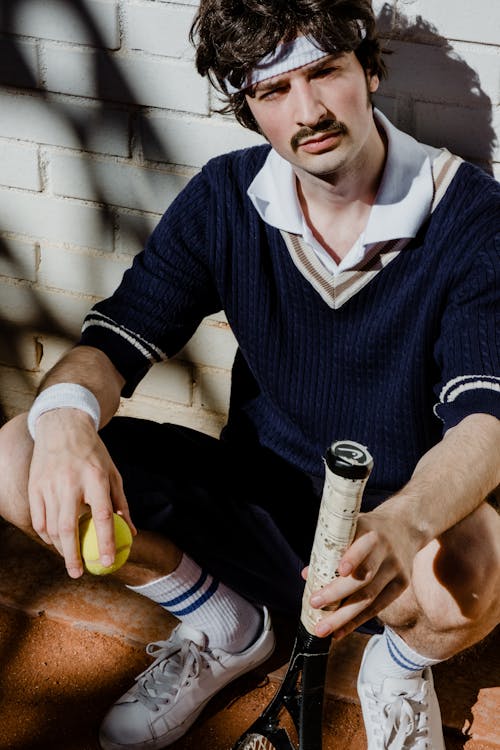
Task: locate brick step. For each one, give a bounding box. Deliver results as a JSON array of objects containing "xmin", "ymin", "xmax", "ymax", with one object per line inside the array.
[
  {"xmin": 0, "ymin": 521, "xmax": 498, "ymax": 748},
  {"xmin": 0, "ymin": 520, "xmax": 177, "ymax": 644},
  {"xmin": 270, "ymin": 629, "xmax": 500, "ymax": 747}
]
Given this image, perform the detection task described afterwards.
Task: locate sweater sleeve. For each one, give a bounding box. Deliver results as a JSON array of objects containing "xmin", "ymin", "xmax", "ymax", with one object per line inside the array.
[
  {"xmin": 433, "ymin": 231, "xmax": 500, "ymax": 431},
  {"xmin": 78, "ymin": 168, "xmax": 222, "ymax": 396}
]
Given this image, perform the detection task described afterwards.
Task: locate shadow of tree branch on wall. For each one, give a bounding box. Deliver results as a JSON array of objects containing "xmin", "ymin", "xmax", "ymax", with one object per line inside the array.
[
  {"xmin": 0, "ymin": 1, "xmax": 496, "ymax": 428},
  {"xmin": 0, "ymin": 238, "xmax": 74, "ymax": 426},
  {"xmin": 0, "ymin": 0, "xmax": 172, "ymax": 425},
  {"xmin": 0, "ymin": 3, "xmax": 497, "ymax": 747}
]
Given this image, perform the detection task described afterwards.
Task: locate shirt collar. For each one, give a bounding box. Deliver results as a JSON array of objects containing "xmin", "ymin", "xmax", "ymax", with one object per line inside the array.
[{"xmin": 247, "ymin": 108, "xmax": 442, "ymax": 255}]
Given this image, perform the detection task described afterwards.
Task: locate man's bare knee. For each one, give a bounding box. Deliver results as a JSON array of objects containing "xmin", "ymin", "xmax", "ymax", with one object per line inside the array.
[
  {"xmin": 378, "ymin": 504, "xmax": 499, "ymax": 660},
  {"xmin": 432, "ymin": 502, "xmax": 500, "ymax": 623},
  {"xmin": 0, "ymin": 413, "xmax": 34, "ymax": 531},
  {"xmin": 408, "ymin": 503, "xmax": 500, "ymax": 634}
]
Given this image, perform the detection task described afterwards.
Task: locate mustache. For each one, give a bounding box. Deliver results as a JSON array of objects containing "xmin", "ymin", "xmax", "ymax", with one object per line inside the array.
[{"xmin": 291, "ymin": 119, "xmax": 347, "ymax": 151}]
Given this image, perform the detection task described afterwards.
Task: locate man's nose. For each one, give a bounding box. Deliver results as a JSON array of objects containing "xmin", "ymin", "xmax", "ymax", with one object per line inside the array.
[{"xmin": 292, "ymin": 80, "xmax": 327, "ymax": 128}]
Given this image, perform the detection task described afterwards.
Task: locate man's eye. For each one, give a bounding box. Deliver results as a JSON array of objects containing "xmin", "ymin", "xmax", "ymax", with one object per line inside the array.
[
  {"xmin": 259, "ymin": 87, "xmax": 284, "ymax": 100},
  {"xmin": 313, "ymin": 66, "xmax": 338, "ymax": 78}
]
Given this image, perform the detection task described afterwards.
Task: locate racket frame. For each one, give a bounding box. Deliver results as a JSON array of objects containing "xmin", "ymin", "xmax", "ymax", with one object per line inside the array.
[{"xmin": 232, "ymin": 441, "xmax": 373, "ymax": 750}]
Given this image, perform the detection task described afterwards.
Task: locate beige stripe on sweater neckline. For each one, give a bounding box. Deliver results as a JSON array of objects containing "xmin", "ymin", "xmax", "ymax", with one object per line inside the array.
[{"xmin": 280, "ymin": 150, "xmax": 463, "ymax": 310}]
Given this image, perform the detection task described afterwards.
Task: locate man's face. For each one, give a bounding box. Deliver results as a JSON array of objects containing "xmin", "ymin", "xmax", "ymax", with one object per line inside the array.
[{"xmin": 245, "ymin": 51, "xmax": 380, "ymax": 181}]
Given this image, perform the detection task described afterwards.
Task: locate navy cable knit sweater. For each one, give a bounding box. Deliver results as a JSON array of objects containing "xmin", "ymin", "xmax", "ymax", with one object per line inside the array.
[{"xmin": 79, "ymin": 145, "xmax": 500, "ymax": 496}]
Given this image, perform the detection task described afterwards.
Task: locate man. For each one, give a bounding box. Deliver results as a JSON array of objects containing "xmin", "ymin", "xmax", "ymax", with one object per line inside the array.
[{"xmin": 0, "ymin": 1, "xmax": 498, "ymax": 749}]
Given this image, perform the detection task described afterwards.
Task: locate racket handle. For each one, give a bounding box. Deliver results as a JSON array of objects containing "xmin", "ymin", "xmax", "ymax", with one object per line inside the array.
[{"xmin": 301, "ymin": 440, "xmax": 373, "ymax": 635}]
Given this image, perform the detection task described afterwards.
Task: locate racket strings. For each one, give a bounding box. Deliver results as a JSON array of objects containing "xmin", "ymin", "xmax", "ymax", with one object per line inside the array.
[
  {"xmin": 234, "ymin": 702, "xmax": 299, "ymax": 750},
  {"xmin": 235, "ymin": 734, "xmax": 280, "ymax": 750}
]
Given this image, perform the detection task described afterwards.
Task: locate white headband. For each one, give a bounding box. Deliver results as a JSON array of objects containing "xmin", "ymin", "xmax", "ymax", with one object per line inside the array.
[{"xmin": 223, "ymin": 25, "xmax": 367, "ymax": 94}]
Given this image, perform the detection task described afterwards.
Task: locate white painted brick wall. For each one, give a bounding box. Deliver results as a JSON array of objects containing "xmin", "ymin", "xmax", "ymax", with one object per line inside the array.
[
  {"xmin": 140, "ymin": 112, "xmax": 265, "ymax": 168},
  {"xmin": 0, "ymin": 0, "xmax": 498, "ymax": 432},
  {"xmin": 0, "ymin": 187, "xmax": 114, "ymax": 250},
  {"xmin": 43, "ymin": 47, "xmax": 209, "ymax": 113},
  {"xmin": 395, "ymin": 0, "xmax": 500, "ymax": 47},
  {"xmin": 115, "ymin": 209, "xmax": 161, "ymax": 255},
  {"xmin": 0, "ymin": 238, "xmax": 37, "ymax": 283},
  {"xmin": 0, "ymin": 91, "xmax": 131, "ymax": 157},
  {"xmin": 124, "ymin": 2, "xmax": 197, "ymax": 60},
  {"xmin": 37, "ymin": 245, "xmax": 131, "ymax": 297},
  {"xmin": 0, "ymin": 141, "xmax": 41, "ymax": 191},
  {"xmin": 0, "ymin": 0, "xmax": 121, "ymax": 49},
  {"xmin": 50, "ymin": 152, "xmax": 192, "ymax": 213},
  {"xmin": 0, "ymin": 38, "xmax": 39, "ymax": 88}
]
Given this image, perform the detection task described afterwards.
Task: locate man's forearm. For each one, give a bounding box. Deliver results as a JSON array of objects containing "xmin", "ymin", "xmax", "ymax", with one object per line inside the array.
[
  {"xmin": 308, "ymin": 412, "xmax": 500, "ymax": 637},
  {"xmin": 38, "ymin": 345, "xmax": 125, "ymax": 427},
  {"xmin": 376, "ymin": 412, "xmax": 500, "ymax": 549}
]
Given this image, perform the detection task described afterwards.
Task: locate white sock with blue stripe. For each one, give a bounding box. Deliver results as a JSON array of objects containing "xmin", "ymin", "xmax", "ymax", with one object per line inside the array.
[
  {"xmin": 365, "ymin": 626, "xmax": 442, "ymax": 686},
  {"xmin": 128, "ymin": 553, "xmax": 261, "ymax": 654}
]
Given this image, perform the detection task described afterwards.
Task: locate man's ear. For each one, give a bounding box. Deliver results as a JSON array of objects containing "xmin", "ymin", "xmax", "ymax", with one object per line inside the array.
[{"xmin": 368, "ymin": 73, "xmax": 380, "ymax": 94}]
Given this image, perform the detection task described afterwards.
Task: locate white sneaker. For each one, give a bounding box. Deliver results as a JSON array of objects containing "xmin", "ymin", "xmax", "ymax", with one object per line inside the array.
[
  {"xmin": 357, "ymin": 635, "xmax": 445, "ymax": 750},
  {"xmin": 99, "ymin": 607, "xmax": 275, "ymax": 750}
]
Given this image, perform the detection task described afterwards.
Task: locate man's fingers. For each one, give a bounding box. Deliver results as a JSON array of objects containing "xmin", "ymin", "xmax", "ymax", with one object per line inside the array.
[
  {"xmin": 40, "ymin": 485, "xmax": 65, "ymax": 555},
  {"xmin": 315, "ymin": 577, "xmax": 406, "ymax": 638},
  {"xmin": 48, "ymin": 483, "xmax": 84, "ymax": 577},
  {"xmin": 58, "ymin": 510, "xmax": 84, "ymax": 579},
  {"xmin": 338, "ymin": 529, "xmax": 379, "ymax": 578},
  {"xmin": 85, "ymin": 469, "xmax": 118, "ymax": 567},
  {"xmin": 28, "ymin": 474, "xmax": 82, "ymax": 573},
  {"xmin": 110, "ymin": 469, "xmax": 136, "ymax": 536},
  {"xmin": 310, "ymin": 541, "xmax": 384, "ymax": 609},
  {"xmin": 25, "ymin": 418, "xmax": 126, "ymax": 578},
  {"xmin": 310, "ymin": 569, "xmax": 370, "ymax": 611},
  {"xmin": 27, "ymin": 487, "xmax": 52, "ymax": 546}
]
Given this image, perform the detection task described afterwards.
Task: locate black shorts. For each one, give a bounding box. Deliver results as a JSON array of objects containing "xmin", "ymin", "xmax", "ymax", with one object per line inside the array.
[
  {"xmin": 100, "ymin": 416, "xmax": 383, "ymax": 634},
  {"xmin": 100, "ymin": 416, "xmax": 322, "ymax": 615}
]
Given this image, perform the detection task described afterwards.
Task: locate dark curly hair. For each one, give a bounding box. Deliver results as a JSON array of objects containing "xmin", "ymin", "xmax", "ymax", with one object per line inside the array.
[{"xmin": 190, "ymin": 0, "xmax": 387, "ymax": 132}]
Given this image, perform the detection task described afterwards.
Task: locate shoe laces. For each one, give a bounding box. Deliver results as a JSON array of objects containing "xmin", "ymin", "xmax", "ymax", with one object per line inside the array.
[
  {"xmin": 134, "ymin": 625, "xmax": 214, "ymax": 711},
  {"xmin": 368, "ymin": 682, "xmax": 431, "ymax": 750}
]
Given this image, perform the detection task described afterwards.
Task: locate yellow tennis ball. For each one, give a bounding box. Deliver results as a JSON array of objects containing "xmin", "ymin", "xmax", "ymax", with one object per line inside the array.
[{"xmin": 79, "ymin": 512, "xmax": 133, "ymax": 575}]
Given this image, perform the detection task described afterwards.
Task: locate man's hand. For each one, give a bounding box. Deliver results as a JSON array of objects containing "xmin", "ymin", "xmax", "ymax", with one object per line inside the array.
[
  {"xmin": 305, "ymin": 506, "xmax": 419, "ymax": 639},
  {"xmin": 28, "ymin": 408, "xmax": 136, "ymax": 578},
  {"xmin": 306, "ymin": 415, "xmax": 500, "ymax": 639}
]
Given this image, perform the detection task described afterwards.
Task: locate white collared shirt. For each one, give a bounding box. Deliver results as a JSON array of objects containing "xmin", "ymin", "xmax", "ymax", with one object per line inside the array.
[{"xmin": 247, "ymin": 109, "xmax": 443, "ymax": 275}]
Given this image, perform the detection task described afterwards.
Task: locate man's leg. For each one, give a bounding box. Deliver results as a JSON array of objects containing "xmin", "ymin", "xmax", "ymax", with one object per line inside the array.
[
  {"xmin": 94, "ymin": 417, "xmax": 322, "ymax": 750},
  {"xmin": 357, "ymin": 501, "xmax": 500, "ymax": 749},
  {"xmin": 0, "ymin": 414, "xmax": 319, "ymax": 749},
  {"xmin": 0, "ymin": 413, "xmax": 39, "ymax": 535},
  {"xmin": 0, "ymin": 414, "xmax": 267, "ymax": 673},
  {"xmin": 0, "ymin": 415, "xmax": 198, "ymax": 591},
  {"xmin": 0, "ymin": 413, "xmax": 314, "ymax": 609},
  {"xmin": 98, "ymin": 417, "xmax": 318, "ymax": 614},
  {"xmin": 379, "ymin": 501, "xmax": 500, "ymax": 656}
]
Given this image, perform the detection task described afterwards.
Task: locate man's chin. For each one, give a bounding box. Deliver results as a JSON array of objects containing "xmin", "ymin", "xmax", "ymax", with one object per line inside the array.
[{"xmin": 293, "ymin": 153, "xmax": 346, "ymax": 181}]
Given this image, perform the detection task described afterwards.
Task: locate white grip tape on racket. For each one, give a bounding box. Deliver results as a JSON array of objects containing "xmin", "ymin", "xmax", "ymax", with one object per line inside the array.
[{"xmin": 301, "ymin": 441, "xmax": 373, "ymax": 634}]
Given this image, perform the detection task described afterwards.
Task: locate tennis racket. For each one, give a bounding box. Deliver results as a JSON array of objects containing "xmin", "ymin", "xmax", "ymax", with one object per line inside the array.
[{"xmin": 232, "ymin": 440, "xmax": 373, "ymax": 750}]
